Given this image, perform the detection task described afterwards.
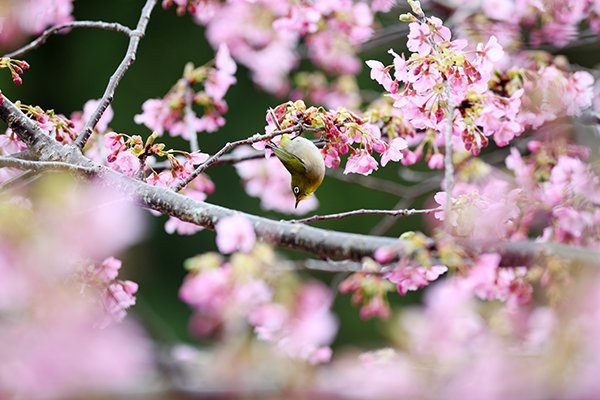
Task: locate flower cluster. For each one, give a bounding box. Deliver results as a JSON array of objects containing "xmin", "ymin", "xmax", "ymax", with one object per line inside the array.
[
  {"xmin": 434, "ymin": 0, "xmax": 600, "ymax": 48},
  {"xmin": 339, "ymin": 271, "xmax": 395, "ymax": 320},
  {"xmin": 82, "ymin": 257, "xmax": 140, "ymax": 327},
  {"xmin": 338, "ymin": 233, "xmax": 449, "ymax": 319},
  {"xmin": 145, "ymin": 150, "xmax": 215, "ymax": 235},
  {"xmin": 506, "ymin": 140, "xmax": 600, "ymax": 247},
  {"xmin": 17, "ymin": 103, "xmax": 78, "ymax": 143},
  {"xmin": 0, "ymin": 57, "xmax": 30, "ymax": 86},
  {"xmin": 134, "ymin": 44, "xmax": 236, "ymax": 140},
  {"xmin": 263, "ymin": 100, "xmax": 408, "ymax": 176},
  {"xmin": 0, "ymin": 129, "xmax": 28, "ymax": 184},
  {"xmin": 508, "ymin": 61, "xmax": 595, "ymax": 130},
  {"xmin": 179, "ymin": 245, "xmax": 338, "ymax": 364},
  {"xmin": 164, "ymin": 0, "xmax": 389, "ymax": 95},
  {"xmin": 367, "ymin": 14, "xmax": 525, "ymax": 155},
  {"xmin": 290, "ymin": 72, "xmax": 361, "ymax": 110},
  {"xmin": 215, "ymin": 213, "xmax": 256, "ymax": 254},
  {"xmin": 0, "ymin": 177, "xmax": 151, "ymax": 399},
  {"xmin": 319, "ymin": 270, "xmax": 600, "ymax": 399}
]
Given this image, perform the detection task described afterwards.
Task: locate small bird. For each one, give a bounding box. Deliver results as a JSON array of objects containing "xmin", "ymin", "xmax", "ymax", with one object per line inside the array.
[{"xmin": 269, "ymin": 134, "xmax": 325, "ymax": 208}]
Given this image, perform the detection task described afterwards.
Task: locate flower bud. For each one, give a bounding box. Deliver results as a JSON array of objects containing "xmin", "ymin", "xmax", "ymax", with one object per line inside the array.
[{"xmin": 407, "ymin": 0, "xmax": 424, "ymax": 18}]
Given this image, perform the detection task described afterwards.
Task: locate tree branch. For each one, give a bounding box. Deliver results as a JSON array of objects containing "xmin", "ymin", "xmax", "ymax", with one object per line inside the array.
[
  {"xmin": 2, "ymin": 93, "xmax": 600, "ymax": 267},
  {"xmin": 3, "ymin": 21, "xmax": 132, "ymax": 58},
  {"xmin": 0, "ymin": 156, "xmax": 96, "ymax": 174},
  {"xmin": 74, "ymin": 0, "xmax": 158, "ymax": 149},
  {"xmin": 289, "ymin": 207, "xmax": 440, "ymax": 224},
  {"xmin": 172, "ymin": 123, "xmax": 308, "ymax": 192}
]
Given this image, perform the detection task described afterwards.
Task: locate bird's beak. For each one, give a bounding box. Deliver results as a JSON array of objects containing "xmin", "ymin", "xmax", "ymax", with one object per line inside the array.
[{"xmin": 295, "ymin": 198, "xmax": 300, "ymax": 209}]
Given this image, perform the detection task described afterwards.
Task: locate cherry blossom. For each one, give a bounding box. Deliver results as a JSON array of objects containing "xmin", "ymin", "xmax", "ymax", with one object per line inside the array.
[{"xmin": 215, "ymin": 214, "xmax": 256, "ymax": 254}]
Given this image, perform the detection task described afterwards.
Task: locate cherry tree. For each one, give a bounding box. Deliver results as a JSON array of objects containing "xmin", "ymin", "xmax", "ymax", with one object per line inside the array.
[{"xmin": 0, "ymin": 0, "xmax": 599, "ymax": 398}]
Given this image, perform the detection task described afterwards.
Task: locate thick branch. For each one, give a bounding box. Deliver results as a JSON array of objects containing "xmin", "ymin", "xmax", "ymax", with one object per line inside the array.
[
  {"xmin": 289, "ymin": 207, "xmax": 440, "ymax": 224},
  {"xmin": 3, "ymin": 21, "xmax": 132, "ymax": 58},
  {"xmin": 0, "ymin": 156, "xmax": 96, "ymax": 174},
  {"xmin": 2, "ymin": 93, "xmax": 600, "ymax": 267},
  {"xmin": 74, "ymin": 0, "xmax": 158, "ymax": 149}
]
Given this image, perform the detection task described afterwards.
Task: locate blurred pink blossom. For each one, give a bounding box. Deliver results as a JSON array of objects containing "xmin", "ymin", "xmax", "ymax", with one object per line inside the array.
[{"xmin": 215, "ymin": 214, "xmax": 256, "ymax": 254}]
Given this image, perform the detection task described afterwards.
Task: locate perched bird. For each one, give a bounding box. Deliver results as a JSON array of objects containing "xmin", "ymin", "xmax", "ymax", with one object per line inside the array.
[{"xmin": 269, "ymin": 134, "xmax": 326, "ymax": 208}]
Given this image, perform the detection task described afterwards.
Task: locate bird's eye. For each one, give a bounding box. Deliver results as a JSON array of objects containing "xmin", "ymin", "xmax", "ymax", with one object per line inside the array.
[{"xmin": 293, "ymin": 186, "xmax": 300, "ymax": 195}]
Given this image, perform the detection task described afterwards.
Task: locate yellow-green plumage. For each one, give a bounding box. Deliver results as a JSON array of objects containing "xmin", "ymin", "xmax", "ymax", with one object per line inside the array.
[{"xmin": 270, "ymin": 134, "xmax": 325, "ymax": 208}]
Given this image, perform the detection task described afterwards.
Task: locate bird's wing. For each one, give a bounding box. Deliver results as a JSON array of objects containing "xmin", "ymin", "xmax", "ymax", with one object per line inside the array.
[{"xmin": 270, "ymin": 145, "xmax": 307, "ymax": 175}]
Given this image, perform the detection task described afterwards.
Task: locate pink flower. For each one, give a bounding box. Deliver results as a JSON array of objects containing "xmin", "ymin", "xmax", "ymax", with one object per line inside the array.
[
  {"xmin": 215, "ymin": 43, "xmax": 237, "ymax": 75},
  {"xmin": 476, "ymin": 35, "xmax": 504, "ymax": 71},
  {"xmin": 109, "ymin": 149, "xmax": 139, "ymax": 177},
  {"xmin": 215, "ymin": 214, "xmax": 256, "ymax": 254},
  {"xmin": 249, "ymin": 282, "xmax": 338, "ymax": 364},
  {"xmin": 360, "ymin": 296, "xmax": 391, "ymax": 320},
  {"xmin": 427, "ymin": 153, "xmax": 444, "ymax": 169},
  {"xmin": 387, "ymin": 264, "xmax": 448, "ymax": 296},
  {"xmin": 249, "ymin": 303, "xmax": 289, "ymax": 341},
  {"xmin": 344, "ymin": 150, "xmax": 379, "ymax": 175},
  {"xmin": 374, "ymin": 246, "xmax": 396, "ymax": 263},
  {"xmin": 134, "ymin": 98, "xmax": 170, "ymax": 135},
  {"xmin": 428, "ymin": 16, "xmax": 451, "ymax": 43},
  {"xmin": 165, "ymin": 217, "xmax": 204, "ymax": 235},
  {"xmin": 381, "ymin": 137, "xmax": 407, "ymax": 166},
  {"xmin": 388, "ymin": 49, "xmax": 407, "ymax": 81},
  {"xmin": 205, "ymin": 70, "xmax": 236, "ymax": 100},
  {"xmin": 0, "ymin": 131, "xmax": 28, "ymax": 155},
  {"xmin": 460, "ymin": 253, "xmax": 532, "ymax": 307},
  {"xmin": 407, "ymin": 22, "xmax": 432, "ymax": 55},
  {"xmin": 365, "ymin": 60, "xmax": 396, "ymax": 92},
  {"xmin": 103, "ymin": 131, "xmax": 124, "ymax": 152},
  {"xmin": 553, "ymin": 206, "xmax": 593, "ymax": 242},
  {"xmin": 179, "ymin": 267, "xmax": 231, "ymax": 316},
  {"xmin": 104, "ymin": 280, "xmax": 138, "ymax": 323},
  {"xmin": 371, "ymin": 0, "xmax": 396, "ymax": 12}
]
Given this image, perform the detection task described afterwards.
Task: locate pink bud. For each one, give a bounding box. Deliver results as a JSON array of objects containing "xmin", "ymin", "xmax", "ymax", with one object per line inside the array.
[{"xmin": 527, "ymin": 140, "xmax": 542, "ymax": 153}]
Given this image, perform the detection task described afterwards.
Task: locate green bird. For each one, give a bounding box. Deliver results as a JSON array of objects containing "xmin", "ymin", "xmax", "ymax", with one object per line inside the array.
[{"xmin": 269, "ymin": 134, "xmax": 326, "ymax": 208}]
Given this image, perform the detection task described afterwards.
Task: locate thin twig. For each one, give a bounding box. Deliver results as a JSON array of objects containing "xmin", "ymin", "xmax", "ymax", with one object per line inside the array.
[
  {"xmin": 0, "ymin": 156, "xmax": 96, "ymax": 174},
  {"xmin": 213, "ymin": 150, "xmax": 265, "ymax": 165},
  {"xmin": 369, "ymin": 199, "xmax": 410, "ymax": 236},
  {"xmin": 74, "ymin": 0, "xmax": 158, "ymax": 149},
  {"xmin": 147, "ymin": 151, "xmax": 265, "ymax": 171},
  {"xmin": 3, "ymin": 21, "xmax": 132, "ymax": 58},
  {"xmin": 172, "ymin": 124, "xmax": 310, "ymax": 192},
  {"xmin": 289, "ymin": 207, "xmax": 440, "ymax": 224},
  {"xmin": 268, "ymin": 108, "xmax": 283, "ymax": 131}
]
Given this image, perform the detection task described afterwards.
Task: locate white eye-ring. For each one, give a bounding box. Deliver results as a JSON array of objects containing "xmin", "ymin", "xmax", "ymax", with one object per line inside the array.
[{"xmin": 293, "ymin": 186, "xmax": 300, "ymax": 195}]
